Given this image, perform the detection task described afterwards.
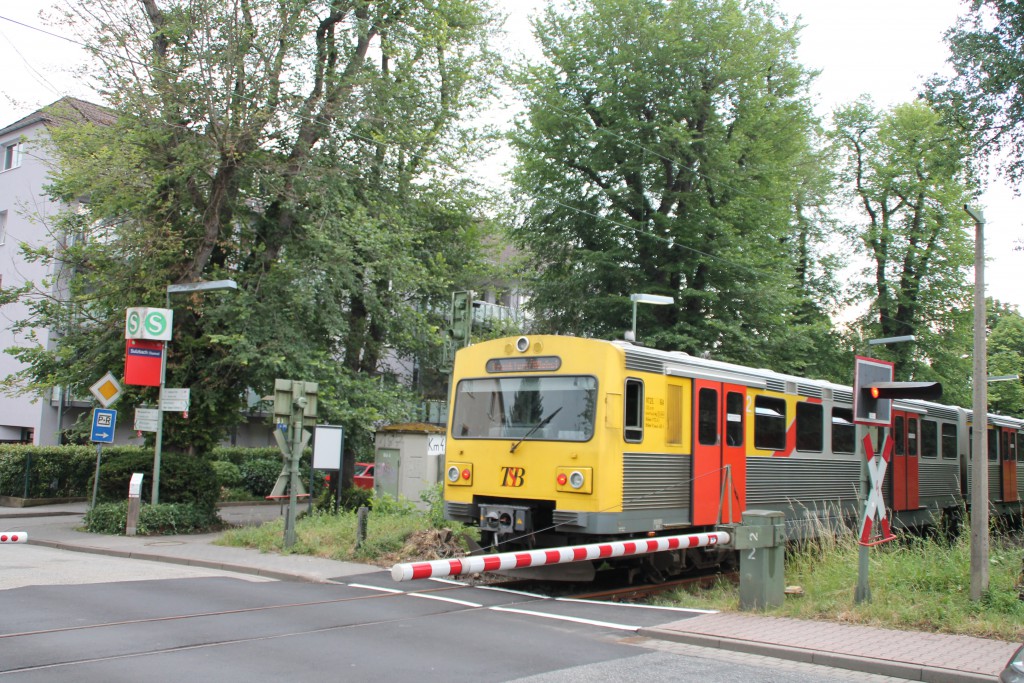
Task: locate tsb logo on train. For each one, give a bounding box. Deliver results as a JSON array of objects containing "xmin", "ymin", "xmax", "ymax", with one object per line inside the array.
[{"xmin": 501, "ymin": 467, "xmax": 526, "ymax": 487}]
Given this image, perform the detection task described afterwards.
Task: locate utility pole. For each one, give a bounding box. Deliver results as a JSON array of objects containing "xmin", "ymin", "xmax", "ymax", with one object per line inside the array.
[{"xmin": 965, "ymin": 204, "xmax": 988, "ymax": 600}]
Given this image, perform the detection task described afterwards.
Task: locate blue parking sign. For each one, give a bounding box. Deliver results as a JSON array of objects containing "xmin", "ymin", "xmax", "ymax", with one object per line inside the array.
[{"xmin": 91, "ymin": 408, "xmax": 117, "ymax": 444}]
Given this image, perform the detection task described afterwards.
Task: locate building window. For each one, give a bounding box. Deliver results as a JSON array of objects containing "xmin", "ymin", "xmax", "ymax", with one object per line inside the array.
[
  {"xmin": 795, "ymin": 402, "xmax": 823, "ymax": 452},
  {"xmin": 624, "ymin": 379, "xmax": 643, "ymax": 443},
  {"xmin": 754, "ymin": 395, "xmax": 786, "ymax": 451},
  {"xmin": 2, "ymin": 141, "xmax": 23, "ymax": 171},
  {"xmin": 0, "ymin": 209, "xmax": 7, "ymax": 245}
]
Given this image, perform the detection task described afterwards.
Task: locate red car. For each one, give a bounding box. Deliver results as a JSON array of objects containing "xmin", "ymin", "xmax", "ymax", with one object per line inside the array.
[{"xmin": 354, "ymin": 462, "xmax": 374, "ymax": 490}]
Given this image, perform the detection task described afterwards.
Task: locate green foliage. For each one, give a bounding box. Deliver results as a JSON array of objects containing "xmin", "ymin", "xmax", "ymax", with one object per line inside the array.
[
  {"xmin": 371, "ymin": 493, "xmax": 417, "ymax": 516},
  {"xmin": 988, "ymin": 302, "xmax": 1024, "ymax": 418},
  {"xmin": 340, "ymin": 486, "xmax": 373, "ymax": 512},
  {"xmin": 508, "ymin": 0, "xmax": 838, "ymax": 368},
  {"xmin": 0, "ymin": 445, "xmax": 95, "ymax": 498},
  {"xmin": 932, "ymin": 0, "xmax": 1024, "ymax": 183},
  {"xmin": 210, "ymin": 460, "xmax": 242, "ymax": 490},
  {"xmin": 93, "ymin": 449, "xmax": 219, "ymax": 510},
  {"xmin": 420, "ymin": 483, "xmax": 447, "ymax": 529},
  {"xmin": 831, "ymin": 98, "xmax": 977, "ymax": 404},
  {"xmin": 3, "ymin": 0, "xmax": 501, "ymax": 465},
  {"xmin": 84, "ymin": 501, "xmax": 220, "ymax": 535},
  {"xmin": 238, "ymin": 457, "xmax": 282, "ymax": 497}
]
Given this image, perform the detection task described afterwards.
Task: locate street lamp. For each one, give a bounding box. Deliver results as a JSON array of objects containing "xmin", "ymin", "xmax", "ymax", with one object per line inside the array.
[
  {"xmin": 627, "ymin": 293, "xmax": 674, "ymax": 342},
  {"xmin": 868, "ymin": 335, "xmax": 916, "ymax": 346},
  {"xmin": 151, "ymin": 279, "xmax": 238, "ymax": 505}
]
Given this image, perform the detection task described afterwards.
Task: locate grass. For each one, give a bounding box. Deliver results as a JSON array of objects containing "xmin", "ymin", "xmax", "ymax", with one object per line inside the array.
[
  {"xmin": 657, "ymin": 527, "xmax": 1024, "ymax": 642},
  {"xmin": 216, "ymin": 489, "xmax": 476, "ymax": 564}
]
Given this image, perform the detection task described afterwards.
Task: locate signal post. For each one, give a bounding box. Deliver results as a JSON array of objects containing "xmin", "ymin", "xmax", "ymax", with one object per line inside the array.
[
  {"xmin": 852, "ymin": 356, "xmax": 941, "ymax": 603},
  {"xmin": 270, "ymin": 379, "xmax": 318, "ymax": 548}
]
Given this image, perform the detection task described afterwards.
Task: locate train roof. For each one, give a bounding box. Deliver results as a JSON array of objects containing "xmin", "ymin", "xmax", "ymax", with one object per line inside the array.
[{"xmin": 608, "ymin": 339, "xmax": 1024, "ymax": 430}]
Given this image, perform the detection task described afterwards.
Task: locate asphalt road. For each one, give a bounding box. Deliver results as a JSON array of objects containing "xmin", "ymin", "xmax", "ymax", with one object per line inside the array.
[{"xmin": 0, "ymin": 547, "xmax": 908, "ymax": 683}]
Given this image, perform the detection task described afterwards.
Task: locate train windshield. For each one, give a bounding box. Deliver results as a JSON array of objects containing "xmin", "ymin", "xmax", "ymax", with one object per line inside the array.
[{"xmin": 451, "ymin": 376, "xmax": 597, "ymax": 442}]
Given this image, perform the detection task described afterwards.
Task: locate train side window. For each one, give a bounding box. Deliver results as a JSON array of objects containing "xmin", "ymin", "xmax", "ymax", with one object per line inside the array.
[
  {"xmin": 894, "ymin": 417, "xmax": 905, "ymax": 456},
  {"xmin": 726, "ymin": 392, "xmax": 744, "ymax": 447},
  {"xmin": 831, "ymin": 407, "xmax": 855, "ymax": 454},
  {"xmin": 698, "ymin": 387, "xmax": 718, "ymax": 446},
  {"xmin": 1001, "ymin": 431, "xmax": 1010, "ymax": 465},
  {"xmin": 754, "ymin": 395, "xmax": 786, "ymax": 451},
  {"xmin": 624, "ymin": 379, "xmax": 644, "ymax": 443},
  {"xmin": 907, "ymin": 417, "xmax": 918, "ymax": 456},
  {"xmin": 921, "ymin": 420, "xmax": 938, "ymax": 458},
  {"xmin": 941, "ymin": 423, "xmax": 958, "ymax": 460},
  {"xmin": 795, "ymin": 402, "xmax": 823, "ymax": 452},
  {"xmin": 988, "ymin": 428, "xmax": 999, "ymax": 461}
]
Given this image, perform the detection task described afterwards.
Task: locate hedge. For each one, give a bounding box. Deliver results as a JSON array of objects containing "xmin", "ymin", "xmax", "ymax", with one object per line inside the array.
[{"xmin": 0, "ymin": 445, "xmax": 296, "ymax": 502}]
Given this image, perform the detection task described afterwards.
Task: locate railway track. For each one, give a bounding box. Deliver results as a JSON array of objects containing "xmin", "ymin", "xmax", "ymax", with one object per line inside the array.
[{"xmin": 569, "ymin": 570, "xmax": 738, "ymax": 602}]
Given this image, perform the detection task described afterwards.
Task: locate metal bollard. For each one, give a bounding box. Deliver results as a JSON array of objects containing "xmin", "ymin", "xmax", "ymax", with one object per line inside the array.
[{"xmin": 355, "ymin": 506, "xmax": 369, "ymax": 549}]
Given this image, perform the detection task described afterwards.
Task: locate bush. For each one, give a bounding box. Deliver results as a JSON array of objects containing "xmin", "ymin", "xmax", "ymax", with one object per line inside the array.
[
  {"xmin": 0, "ymin": 445, "xmax": 96, "ymax": 498},
  {"xmin": 211, "ymin": 460, "xmax": 243, "ymax": 489},
  {"xmin": 239, "ymin": 457, "xmax": 282, "ymax": 496},
  {"xmin": 84, "ymin": 501, "xmax": 221, "ymax": 535},
  {"xmin": 92, "ymin": 449, "xmax": 219, "ymax": 510}
]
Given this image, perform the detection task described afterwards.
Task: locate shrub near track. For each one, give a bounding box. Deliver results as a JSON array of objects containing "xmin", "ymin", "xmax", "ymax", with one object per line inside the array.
[{"xmin": 657, "ymin": 529, "xmax": 1024, "ymax": 642}]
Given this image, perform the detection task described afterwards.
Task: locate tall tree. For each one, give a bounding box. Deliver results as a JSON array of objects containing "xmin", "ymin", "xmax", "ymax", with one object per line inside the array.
[
  {"xmin": 831, "ymin": 99, "xmax": 977, "ymax": 403},
  {"xmin": 932, "ymin": 0, "xmax": 1024, "ymax": 190},
  {"xmin": 3, "ymin": 0, "xmax": 500, "ymax": 468},
  {"xmin": 508, "ymin": 0, "xmax": 838, "ymax": 370},
  {"xmin": 988, "ymin": 300, "xmax": 1024, "ymax": 417}
]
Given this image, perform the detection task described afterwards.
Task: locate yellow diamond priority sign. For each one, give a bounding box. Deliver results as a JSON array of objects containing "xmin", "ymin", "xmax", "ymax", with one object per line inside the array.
[{"xmin": 90, "ymin": 372, "xmax": 123, "ymax": 408}]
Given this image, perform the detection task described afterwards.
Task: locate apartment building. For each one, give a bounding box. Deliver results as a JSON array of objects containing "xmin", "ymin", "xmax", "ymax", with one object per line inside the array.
[{"xmin": 0, "ymin": 98, "xmax": 115, "ymax": 444}]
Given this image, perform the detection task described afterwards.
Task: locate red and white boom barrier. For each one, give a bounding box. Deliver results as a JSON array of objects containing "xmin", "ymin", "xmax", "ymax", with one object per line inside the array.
[
  {"xmin": 0, "ymin": 532, "xmax": 27, "ymax": 544},
  {"xmin": 391, "ymin": 530, "xmax": 731, "ymax": 582}
]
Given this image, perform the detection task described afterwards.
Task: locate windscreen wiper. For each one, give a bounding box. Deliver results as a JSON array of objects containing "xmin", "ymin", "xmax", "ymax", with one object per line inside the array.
[{"xmin": 509, "ymin": 407, "xmax": 563, "ymax": 454}]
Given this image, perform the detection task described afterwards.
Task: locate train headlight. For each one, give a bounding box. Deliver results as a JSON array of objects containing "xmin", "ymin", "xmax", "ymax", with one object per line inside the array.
[
  {"xmin": 515, "ymin": 336, "xmax": 530, "ymax": 353},
  {"xmin": 555, "ymin": 466, "xmax": 592, "ymax": 494},
  {"xmin": 446, "ymin": 462, "xmax": 472, "ymax": 486}
]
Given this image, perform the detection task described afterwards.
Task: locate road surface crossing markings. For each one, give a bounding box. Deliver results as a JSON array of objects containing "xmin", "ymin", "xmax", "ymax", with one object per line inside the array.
[
  {"xmin": 490, "ymin": 606, "xmax": 640, "ymax": 631},
  {"xmin": 407, "ymin": 593, "xmax": 483, "ymax": 608},
  {"xmin": 555, "ymin": 597, "xmax": 718, "ymax": 614},
  {"xmin": 346, "ymin": 583, "xmax": 404, "ymax": 594}
]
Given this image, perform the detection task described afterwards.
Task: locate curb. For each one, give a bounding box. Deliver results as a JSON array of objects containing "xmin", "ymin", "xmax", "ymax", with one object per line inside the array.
[
  {"xmin": 27, "ymin": 537, "xmax": 328, "ymax": 584},
  {"xmin": 637, "ymin": 627, "xmax": 998, "ymax": 683}
]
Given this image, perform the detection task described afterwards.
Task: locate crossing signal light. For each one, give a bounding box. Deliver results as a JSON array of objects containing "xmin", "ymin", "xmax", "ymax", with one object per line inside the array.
[{"xmin": 866, "ymin": 381, "xmax": 942, "ymax": 402}]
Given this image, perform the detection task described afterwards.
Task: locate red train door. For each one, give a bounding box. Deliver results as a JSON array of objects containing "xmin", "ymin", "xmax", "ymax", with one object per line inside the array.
[
  {"xmin": 891, "ymin": 411, "xmax": 920, "ymax": 511},
  {"xmin": 692, "ymin": 380, "xmax": 746, "ymax": 526},
  {"xmin": 1001, "ymin": 428, "xmax": 1017, "ymax": 502}
]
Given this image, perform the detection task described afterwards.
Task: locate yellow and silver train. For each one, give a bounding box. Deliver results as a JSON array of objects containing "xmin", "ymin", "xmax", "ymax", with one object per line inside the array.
[{"xmin": 443, "ymin": 335, "xmax": 1024, "ymax": 578}]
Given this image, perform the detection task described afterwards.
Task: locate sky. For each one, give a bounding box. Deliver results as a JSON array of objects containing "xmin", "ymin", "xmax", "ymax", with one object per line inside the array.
[{"xmin": 1, "ymin": 0, "xmax": 1021, "ymax": 310}]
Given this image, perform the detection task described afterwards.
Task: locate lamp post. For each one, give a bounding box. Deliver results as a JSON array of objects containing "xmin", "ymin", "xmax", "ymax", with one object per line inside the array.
[
  {"xmin": 964, "ymin": 204, "xmax": 988, "ymax": 600},
  {"xmin": 151, "ymin": 279, "xmax": 238, "ymax": 505},
  {"xmin": 627, "ymin": 293, "xmax": 674, "ymax": 342}
]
